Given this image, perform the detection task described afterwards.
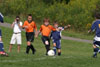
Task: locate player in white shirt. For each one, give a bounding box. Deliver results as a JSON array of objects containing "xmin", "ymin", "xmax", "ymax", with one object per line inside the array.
[{"xmin": 9, "ymin": 16, "xmax": 22, "ymax": 53}]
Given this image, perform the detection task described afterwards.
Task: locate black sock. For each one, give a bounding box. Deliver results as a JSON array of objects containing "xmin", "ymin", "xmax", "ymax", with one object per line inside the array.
[
  {"xmin": 45, "ymin": 45, "xmax": 50, "ymax": 55},
  {"xmin": 93, "ymin": 48, "xmax": 99, "ymax": 57},
  {"xmin": 26, "ymin": 46, "xmax": 30, "ymax": 54},
  {"xmin": 58, "ymin": 52, "xmax": 61, "ymax": 56},
  {"xmin": 30, "ymin": 44, "xmax": 36, "ymax": 54}
]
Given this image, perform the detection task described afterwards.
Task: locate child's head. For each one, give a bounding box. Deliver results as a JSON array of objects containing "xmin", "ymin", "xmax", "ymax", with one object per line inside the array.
[
  {"xmin": 95, "ymin": 13, "xmax": 100, "ymax": 19},
  {"xmin": 43, "ymin": 18, "xmax": 50, "ymax": 26},
  {"xmin": 27, "ymin": 14, "xmax": 33, "ymax": 23},
  {"xmin": 16, "ymin": 16, "xmax": 20, "ymax": 22},
  {"xmin": 53, "ymin": 21, "xmax": 59, "ymax": 28}
]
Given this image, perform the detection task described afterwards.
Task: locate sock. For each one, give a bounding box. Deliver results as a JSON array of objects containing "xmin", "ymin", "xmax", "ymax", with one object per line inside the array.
[
  {"xmin": 0, "ymin": 42, "xmax": 4, "ymax": 51},
  {"xmin": 45, "ymin": 45, "xmax": 50, "ymax": 55},
  {"xmin": 93, "ymin": 48, "xmax": 99, "ymax": 57},
  {"xmin": 58, "ymin": 52, "xmax": 61, "ymax": 56},
  {"xmin": 26, "ymin": 46, "xmax": 30, "ymax": 54},
  {"xmin": 30, "ymin": 44, "xmax": 36, "ymax": 54},
  {"xmin": 53, "ymin": 47, "xmax": 56, "ymax": 55}
]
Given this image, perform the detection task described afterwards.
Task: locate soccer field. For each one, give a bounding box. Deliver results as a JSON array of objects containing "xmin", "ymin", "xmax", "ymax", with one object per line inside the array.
[{"xmin": 0, "ymin": 27, "xmax": 100, "ymax": 67}]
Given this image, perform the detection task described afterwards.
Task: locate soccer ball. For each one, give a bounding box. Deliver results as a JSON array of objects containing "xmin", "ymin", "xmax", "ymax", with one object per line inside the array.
[{"xmin": 48, "ymin": 50, "xmax": 55, "ymax": 56}]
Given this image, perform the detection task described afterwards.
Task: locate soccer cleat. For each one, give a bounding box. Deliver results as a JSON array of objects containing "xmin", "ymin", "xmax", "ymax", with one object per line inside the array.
[
  {"xmin": 0, "ymin": 51, "xmax": 8, "ymax": 57},
  {"xmin": 32, "ymin": 49, "xmax": 36, "ymax": 54}
]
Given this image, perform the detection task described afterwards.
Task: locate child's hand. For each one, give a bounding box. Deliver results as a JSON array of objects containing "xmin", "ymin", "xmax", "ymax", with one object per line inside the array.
[
  {"xmin": 35, "ymin": 31, "xmax": 39, "ymax": 38},
  {"xmin": 88, "ymin": 30, "xmax": 91, "ymax": 34},
  {"xmin": 24, "ymin": 26, "xmax": 28, "ymax": 29},
  {"xmin": 64, "ymin": 24, "xmax": 71, "ymax": 29}
]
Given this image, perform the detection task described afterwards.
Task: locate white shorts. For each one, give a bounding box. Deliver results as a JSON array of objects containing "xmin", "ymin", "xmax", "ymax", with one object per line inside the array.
[{"xmin": 10, "ymin": 33, "xmax": 22, "ymax": 45}]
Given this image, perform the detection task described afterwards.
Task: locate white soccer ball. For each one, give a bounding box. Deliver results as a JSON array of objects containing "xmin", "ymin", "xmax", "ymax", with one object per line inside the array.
[{"xmin": 48, "ymin": 50, "xmax": 55, "ymax": 56}]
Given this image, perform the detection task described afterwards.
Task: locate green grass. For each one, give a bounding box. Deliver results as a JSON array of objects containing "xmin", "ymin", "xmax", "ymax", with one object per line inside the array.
[
  {"xmin": 62, "ymin": 29, "xmax": 94, "ymax": 40},
  {"xmin": 0, "ymin": 26, "xmax": 100, "ymax": 67}
]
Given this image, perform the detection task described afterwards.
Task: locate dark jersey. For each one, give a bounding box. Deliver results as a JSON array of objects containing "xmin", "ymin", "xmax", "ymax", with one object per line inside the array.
[
  {"xmin": 51, "ymin": 31, "xmax": 61, "ymax": 40},
  {"xmin": 91, "ymin": 20, "xmax": 100, "ymax": 37},
  {"xmin": 0, "ymin": 13, "xmax": 3, "ymax": 23}
]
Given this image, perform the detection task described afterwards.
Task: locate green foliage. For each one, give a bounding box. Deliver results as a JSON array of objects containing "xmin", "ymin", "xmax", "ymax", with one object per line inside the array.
[{"xmin": 0, "ymin": 0, "xmax": 99, "ymax": 31}]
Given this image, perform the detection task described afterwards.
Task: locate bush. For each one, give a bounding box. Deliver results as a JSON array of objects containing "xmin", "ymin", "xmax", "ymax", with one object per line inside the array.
[{"xmin": 0, "ymin": 0, "xmax": 99, "ymax": 32}]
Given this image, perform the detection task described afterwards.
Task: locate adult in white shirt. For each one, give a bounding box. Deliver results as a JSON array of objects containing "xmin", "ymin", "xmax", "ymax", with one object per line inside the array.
[{"xmin": 9, "ymin": 16, "xmax": 22, "ymax": 53}]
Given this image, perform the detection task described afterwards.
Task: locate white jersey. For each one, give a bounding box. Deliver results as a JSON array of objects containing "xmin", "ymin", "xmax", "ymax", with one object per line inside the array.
[{"xmin": 13, "ymin": 21, "xmax": 23, "ymax": 33}]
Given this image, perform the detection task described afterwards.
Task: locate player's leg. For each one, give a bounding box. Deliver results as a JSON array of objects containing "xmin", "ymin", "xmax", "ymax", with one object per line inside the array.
[
  {"xmin": 29, "ymin": 32, "xmax": 36, "ymax": 54},
  {"xmin": 0, "ymin": 30, "xmax": 8, "ymax": 56},
  {"xmin": 53, "ymin": 42, "xmax": 57, "ymax": 55},
  {"xmin": 26, "ymin": 41, "xmax": 31, "ymax": 54},
  {"xmin": 56, "ymin": 40, "xmax": 61, "ymax": 56},
  {"xmin": 57, "ymin": 49, "xmax": 61, "ymax": 56},
  {"xmin": 0, "ymin": 42, "xmax": 4, "ymax": 52},
  {"xmin": 93, "ymin": 45, "xmax": 99, "ymax": 58},
  {"xmin": 26, "ymin": 33, "xmax": 31, "ymax": 54},
  {"xmin": 92, "ymin": 41, "xmax": 99, "ymax": 58},
  {"xmin": 42, "ymin": 36, "xmax": 50, "ymax": 55}
]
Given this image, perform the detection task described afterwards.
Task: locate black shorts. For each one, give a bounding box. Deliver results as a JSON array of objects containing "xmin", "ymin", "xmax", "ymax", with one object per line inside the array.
[
  {"xmin": 26, "ymin": 32, "xmax": 34, "ymax": 42},
  {"xmin": 93, "ymin": 40, "xmax": 100, "ymax": 47},
  {"xmin": 41, "ymin": 36, "xmax": 50, "ymax": 46}
]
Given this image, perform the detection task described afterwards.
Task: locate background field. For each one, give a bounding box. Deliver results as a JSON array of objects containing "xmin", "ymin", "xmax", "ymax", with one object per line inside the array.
[{"xmin": 0, "ymin": 26, "xmax": 100, "ymax": 67}]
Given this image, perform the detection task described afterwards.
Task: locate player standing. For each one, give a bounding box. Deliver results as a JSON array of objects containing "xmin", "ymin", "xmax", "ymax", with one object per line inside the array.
[
  {"xmin": 88, "ymin": 13, "xmax": 100, "ymax": 58},
  {"xmin": 23, "ymin": 14, "xmax": 37, "ymax": 54}
]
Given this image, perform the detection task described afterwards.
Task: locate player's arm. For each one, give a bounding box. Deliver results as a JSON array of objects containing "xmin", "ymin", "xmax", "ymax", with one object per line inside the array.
[
  {"xmin": 34, "ymin": 23, "xmax": 38, "ymax": 37},
  {"xmin": 64, "ymin": 24, "xmax": 71, "ymax": 30},
  {"xmin": 22, "ymin": 21, "xmax": 28, "ymax": 29},
  {"xmin": 36, "ymin": 25, "xmax": 42, "ymax": 37},
  {"xmin": 88, "ymin": 22, "xmax": 96, "ymax": 33},
  {"xmin": 51, "ymin": 26, "xmax": 56, "ymax": 31}
]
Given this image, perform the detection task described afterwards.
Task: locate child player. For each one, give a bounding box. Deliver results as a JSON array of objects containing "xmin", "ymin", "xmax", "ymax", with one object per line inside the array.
[
  {"xmin": 0, "ymin": 29, "xmax": 8, "ymax": 56},
  {"xmin": 88, "ymin": 13, "xmax": 100, "ymax": 58},
  {"xmin": 38, "ymin": 18, "xmax": 56, "ymax": 55},
  {"xmin": 50, "ymin": 21, "xmax": 71, "ymax": 56}
]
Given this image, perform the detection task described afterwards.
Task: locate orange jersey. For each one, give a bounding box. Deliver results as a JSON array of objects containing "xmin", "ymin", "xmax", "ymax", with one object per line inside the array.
[
  {"xmin": 23, "ymin": 21, "xmax": 37, "ymax": 32},
  {"xmin": 40, "ymin": 25, "xmax": 56, "ymax": 37}
]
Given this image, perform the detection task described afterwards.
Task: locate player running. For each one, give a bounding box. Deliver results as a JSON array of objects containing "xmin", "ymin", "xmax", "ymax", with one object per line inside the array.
[
  {"xmin": 23, "ymin": 14, "xmax": 37, "ymax": 54},
  {"xmin": 88, "ymin": 13, "xmax": 100, "ymax": 58},
  {"xmin": 38, "ymin": 18, "xmax": 56, "ymax": 55},
  {"xmin": 50, "ymin": 21, "xmax": 71, "ymax": 56}
]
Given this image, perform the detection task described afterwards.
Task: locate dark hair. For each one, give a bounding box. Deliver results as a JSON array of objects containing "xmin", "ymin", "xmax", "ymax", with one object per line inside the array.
[
  {"xmin": 53, "ymin": 21, "xmax": 59, "ymax": 25},
  {"xmin": 28, "ymin": 14, "xmax": 32, "ymax": 17},
  {"xmin": 16, "ymin": 16, "xmax": 20, "ymax": 19},
  {"xmin": 43, "ymin": 18, "xmax": 50, "ymax": 22},
  {"xmin": 94, "ymin": 13, "xmax": 100, "ymax": 19}
]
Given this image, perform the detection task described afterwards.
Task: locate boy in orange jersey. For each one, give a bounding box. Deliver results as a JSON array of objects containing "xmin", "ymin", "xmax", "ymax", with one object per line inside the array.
[
  {"xmin": 23, "ymin": 14, "xmax": 37, "ymax": 54},
  {"xmin": 38, "ymin": 18, "xmax": 56, "ymax": 55}
]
